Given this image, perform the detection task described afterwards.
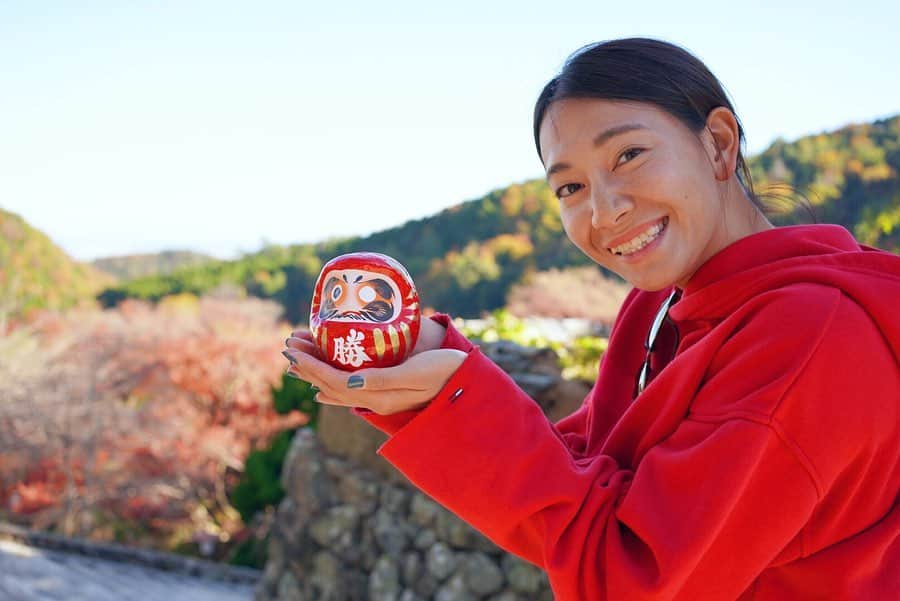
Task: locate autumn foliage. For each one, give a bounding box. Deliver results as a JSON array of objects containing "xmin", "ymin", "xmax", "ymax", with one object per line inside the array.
[{"xmin": 0, "ymin": 295, "xmax": 306, "ymax": 554}]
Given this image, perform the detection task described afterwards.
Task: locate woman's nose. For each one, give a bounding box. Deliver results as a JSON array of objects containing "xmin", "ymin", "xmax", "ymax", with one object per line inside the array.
[{"xmin": 590, "ymin": 189, "xmax": 634, "ymax": 229}]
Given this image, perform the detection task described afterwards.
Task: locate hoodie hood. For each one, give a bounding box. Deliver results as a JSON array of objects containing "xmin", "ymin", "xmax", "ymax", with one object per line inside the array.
[{"xmin": 669, "ymin": 224, "xmax": 900, "ymax": 364}]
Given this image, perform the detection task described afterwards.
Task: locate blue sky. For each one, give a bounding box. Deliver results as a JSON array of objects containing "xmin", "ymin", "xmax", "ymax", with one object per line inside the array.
[{"xmin": 1, "ymin": 0, "xmax": 897, "ymax": 261}]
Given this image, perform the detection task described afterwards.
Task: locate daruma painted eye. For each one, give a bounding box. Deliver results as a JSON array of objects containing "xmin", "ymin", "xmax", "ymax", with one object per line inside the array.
[
  {"xmin": 358, "ymin": 285, "xmax": 376, "ymax": 303},
  {"xmin": 309, "ymin": 252, "xmax": 420, "ymax": 371}
]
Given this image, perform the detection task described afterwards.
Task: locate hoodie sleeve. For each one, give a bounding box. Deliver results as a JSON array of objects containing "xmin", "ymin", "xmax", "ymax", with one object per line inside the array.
[
  {"xmin": 350, "ymin": 313, "xmax": 476, "ymax": 435},
  {"xmin": 352, "ymin": 313, "xmax": 603, "ymax": 451},
  {"xmin": 373, "ymin": 348, "xmax": 819, "ymax": 600},
  {"xmin": 364, "ymin": 286, "xmax": 856, "ymax": 600}
]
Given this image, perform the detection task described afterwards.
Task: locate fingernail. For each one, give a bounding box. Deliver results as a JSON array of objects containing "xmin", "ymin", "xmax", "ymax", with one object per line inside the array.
[
  {"xmin": 347, "ymin": 375, "xmax": 364, "ymax": 389},
  {"xmin": 282, "ymin": 350, "xmax": 298, "ymax": 364},
  {"xmin": 285, "ymin": 338, "xmax": 291, "ymax": 346}
]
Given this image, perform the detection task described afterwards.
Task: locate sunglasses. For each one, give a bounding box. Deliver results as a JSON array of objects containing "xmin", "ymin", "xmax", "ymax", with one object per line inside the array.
[{"xmin": 636, "ymin": 288, "xmax": 681, "ymax": 396}]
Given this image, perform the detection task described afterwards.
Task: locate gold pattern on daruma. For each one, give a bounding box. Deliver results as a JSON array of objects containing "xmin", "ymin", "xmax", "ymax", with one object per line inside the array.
[{"xmin": 373, "ymin": 327, "xmax": 387, "ymax": 360}]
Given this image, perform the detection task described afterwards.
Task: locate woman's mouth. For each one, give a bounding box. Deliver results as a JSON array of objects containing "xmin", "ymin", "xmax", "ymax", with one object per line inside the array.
[{"xmin": 608, "ymin": 216, "xmax": 668, "ymax": 257}]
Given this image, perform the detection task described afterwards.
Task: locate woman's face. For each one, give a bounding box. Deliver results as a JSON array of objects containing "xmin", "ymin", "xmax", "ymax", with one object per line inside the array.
[{"xmin": 539, "ymin": 98, "xmax": 740, "ymax": 291}]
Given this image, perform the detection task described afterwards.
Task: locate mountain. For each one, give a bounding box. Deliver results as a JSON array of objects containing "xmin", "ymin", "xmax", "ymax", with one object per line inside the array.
[
  {"xmin": 749, "ymin": 114, "xmax": 900, "ymax": 249},
  {"xmin": 97, "ymin": 114, "xmax": 900, "ymax": 321},
  {"xmin": 92, "ymin": 250, "xmax": 215, "ymax": 280},
  {"xmin": 0, "ymin": 208, "xmax": 114, "ymax": 319}
]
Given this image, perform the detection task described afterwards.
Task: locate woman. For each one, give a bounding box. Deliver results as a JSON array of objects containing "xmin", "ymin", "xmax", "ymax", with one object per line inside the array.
[{"xmin": 284, "ymin": 38, "xmax": 900, "ymax": 600}]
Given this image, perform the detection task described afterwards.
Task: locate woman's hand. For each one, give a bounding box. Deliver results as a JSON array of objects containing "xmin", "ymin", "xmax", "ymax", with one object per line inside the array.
[{"xmin": 283, "ymin": 326, "xmax": 465, "ymax": 415}]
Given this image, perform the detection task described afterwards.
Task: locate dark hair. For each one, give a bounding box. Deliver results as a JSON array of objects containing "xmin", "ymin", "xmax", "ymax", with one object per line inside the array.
[{"xmin": 534, "ymin": 37, "xmax": 812, "ymax": 218}]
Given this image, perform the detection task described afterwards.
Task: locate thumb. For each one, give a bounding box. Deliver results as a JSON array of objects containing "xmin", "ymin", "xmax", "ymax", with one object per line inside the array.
[{"xmin": 346, "ymin": 349, "xmax": 467, "ymax": 392}]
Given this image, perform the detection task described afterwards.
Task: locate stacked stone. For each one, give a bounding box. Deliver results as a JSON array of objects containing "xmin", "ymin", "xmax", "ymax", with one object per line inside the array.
[
  {"xmin": 256, "ymin": 340, "xmax": 590, "ymax": 601},
  {"xmin": 256, "ymin": 428, "xmax": 553, "ymax": 601}
]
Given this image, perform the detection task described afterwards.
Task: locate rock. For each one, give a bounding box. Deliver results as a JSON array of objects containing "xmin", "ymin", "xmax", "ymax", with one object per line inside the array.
[
  {"xmin": 309, "ymin": 504, "xmax": 360, "ymax": 548},
  {"xmin": 462, "ymin": 552, "xmax": 505, "ymax": 596},
  {"xmin": 509, "ymin": 372, "xmax": 557, "ymax": 398},
  {"xmin": 316, "ymin": 404, "xmax": 404, "ymax": 483},
  {"xmin": 276, "ymin": 572, "xmax": 302, "ymax": 600},
  {"xmin": 413, "ymin": 529, "xmax": 437, "ymax": 550},
  {"xmin": 401, "ymin": 551, "xmax": 423, "ymax": 587},
  {"xmin": 373, "ymin": 508, "xmax": 409, "ymax": 555},
  {"xmin": 410, "ymin": 493, "xmax": 441, "ymax": 528},
  {"xmin": 380, "ymin": 485, "xmax": 411, "ymax": 515},
  {"xmin": 337, "ymin": 470, "xmax": 380, "ymax": 516},
  {"xmin": 258, "ymin": 537, "xmax": 285, "ymax": 593},
  {"xmin": 433, "ymin": 507, "xmax": 480, "ymax": 549},
  {"xmin": 370, "ymin": 555, "xmax": 401, "ymax": 601},
  {"xmin": 307, "ymin": 551, "xmax": 367, "ymax": 600},
  {"xmin": 487, "ymin": 593, "xmax": 522, "ymax": 601},
  {"xmin": 426, "ymin": 542, "xmax": 458, "ymax": 581},
  {"xmin": 502, "ymin": 555, "xmax": 546, "ymax": 594},
  {"xmin": 360, "ymin": 527, "xmax": 380, "ymax": 571},
  {"xmin": 435, "ymin": 572, "xmax": 476, "ymax": 601},
  {"xmin": 259, "ymin": 560, "xmax": 281, "ymax": 595},
  {"xmin": 412, "ymin": 572, "xmax": 439, "ymax": 598},
  {"xmin": 461, "ymin": 526, "xmax": 499, "ymax": 555},
  {"xmin": 312, "ymin": 551, "xmax": 341, "ymax": 582},
  {"xmin": 399, "ymin": 590, "xmax": 425, "ymax": 601},
  {"xmin": 543, "ymin": 378, "xmax": 591, "ymax": 423},
  {"xmin": 273, "ymin": 499, "xmax": 307, "ymax": 551},
  {"xmin": 281, "ymin": 429, "xmax": 335, "ymax": 512}
]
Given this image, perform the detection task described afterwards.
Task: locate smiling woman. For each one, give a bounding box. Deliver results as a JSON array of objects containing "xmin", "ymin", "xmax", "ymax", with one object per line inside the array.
[
  {"xmin": 284, "ymin": 37, "xmax": 900, "ymax": 600},
  {"xmin": 537, "ymin": 97, "xmax": 772, "ymax": 291}
]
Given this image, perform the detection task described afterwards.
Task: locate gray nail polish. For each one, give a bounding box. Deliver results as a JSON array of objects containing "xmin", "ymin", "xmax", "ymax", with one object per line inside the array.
[{"xmin": 347, "ymin": 375, "xmax": 364, "ymax": 389}]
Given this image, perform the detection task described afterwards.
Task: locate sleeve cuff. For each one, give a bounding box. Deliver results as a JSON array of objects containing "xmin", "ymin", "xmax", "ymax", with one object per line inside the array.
[{"xmin": 351, "ymin": 313, "xmax": 476, "ymax": 435}]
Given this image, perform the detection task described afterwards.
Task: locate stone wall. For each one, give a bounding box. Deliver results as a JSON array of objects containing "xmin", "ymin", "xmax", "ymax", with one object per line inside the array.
[{"xmin": 256, "ymin": 341, "xmax": 590, "ymax": 601}]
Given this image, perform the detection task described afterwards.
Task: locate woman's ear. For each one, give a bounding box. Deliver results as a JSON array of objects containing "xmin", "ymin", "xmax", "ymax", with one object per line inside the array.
[{"xmin": 704, "ymin": 107, "xmax": 741, "ymax": 182}]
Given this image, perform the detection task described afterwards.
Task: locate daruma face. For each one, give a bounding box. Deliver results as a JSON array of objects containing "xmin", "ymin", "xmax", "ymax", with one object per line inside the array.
[{"xmin": 309, "ymin": 252, "xmax": 420, "ymax": 370}]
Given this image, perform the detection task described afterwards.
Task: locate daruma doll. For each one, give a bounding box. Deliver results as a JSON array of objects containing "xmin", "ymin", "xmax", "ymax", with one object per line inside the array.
[{"xmin": 309, "ymin": 252, "xmax": 420, "ymax": 371}]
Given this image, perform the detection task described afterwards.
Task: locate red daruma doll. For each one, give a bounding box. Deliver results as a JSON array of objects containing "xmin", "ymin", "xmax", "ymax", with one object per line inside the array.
[{"xmin": 309, "ymin": 252, "xmax": 421, "ymax": 371}]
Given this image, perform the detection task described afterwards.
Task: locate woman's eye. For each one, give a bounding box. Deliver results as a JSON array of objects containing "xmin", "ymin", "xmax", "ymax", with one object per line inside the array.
[
  {"xmin": 616, "ymin": 148, "xmax": 643, "ymax": 166},
  {"xmin": 555, "ymin": 183, "xmax": 583, "ymax": 199}
]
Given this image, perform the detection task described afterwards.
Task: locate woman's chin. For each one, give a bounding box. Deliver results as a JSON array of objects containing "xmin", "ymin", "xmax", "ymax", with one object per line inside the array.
[{"xmin": 630, "ymin": 279, "xmax": 673, "ymax": 292}]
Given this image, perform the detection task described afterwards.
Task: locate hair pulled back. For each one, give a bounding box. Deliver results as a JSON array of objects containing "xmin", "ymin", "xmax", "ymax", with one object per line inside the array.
[{"xmin": 533, "ymin": 37, "xmax": 766, "ymax": 213}]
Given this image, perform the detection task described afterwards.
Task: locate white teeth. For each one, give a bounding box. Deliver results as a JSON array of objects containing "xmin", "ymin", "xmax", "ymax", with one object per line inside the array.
[{"xmin": 609, "ymin": 219, "xmax": 666, "ymax": 256}]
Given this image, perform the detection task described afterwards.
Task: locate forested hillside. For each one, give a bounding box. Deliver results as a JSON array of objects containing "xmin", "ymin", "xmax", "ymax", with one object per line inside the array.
[
  {"xmin": 92, "ymin": 250, "xmax": 215, "ymax": 280},
  {"xmin": 84, "ymin": 113, "xmax": 900, "ymax": 320},
  {"xmin": 750, "ymin": 114, "xmax": 900, "ymax": 249},
  {"xmin": 0, "ymin": 209, "xmax": 113, "ymax": 319}
]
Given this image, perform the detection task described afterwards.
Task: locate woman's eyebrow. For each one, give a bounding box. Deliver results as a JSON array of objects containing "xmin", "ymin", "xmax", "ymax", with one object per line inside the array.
[
  {"xmin": 546, "ymin": 123, "xmax": 650, "ymax": 178},
  {"xmin": 593, "ymin": 123, "xmax": 649, "ymax": 148}
]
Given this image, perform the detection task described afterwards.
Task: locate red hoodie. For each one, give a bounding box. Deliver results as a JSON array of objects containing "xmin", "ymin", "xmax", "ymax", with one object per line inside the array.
[{"xmin": 353, "ymin": 225, "xmax": 900, "ymax": 600}]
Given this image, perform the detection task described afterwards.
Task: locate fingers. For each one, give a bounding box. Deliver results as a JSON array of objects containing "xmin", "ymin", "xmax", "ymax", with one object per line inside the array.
[
  {"xmin": 285, "ymin": 336, "xmax": 319, "ymax": 356},
  {"xmin": 346, "ymin": 371, "xmax": 387, "ymax": 391},
  {"xmin": 290, "ymin": 328, "xmax": 313, "ymax": 340},
  {"xmin": 283, "ymin": 348, "xmax": 392, "ymax": 392},
  {"xmin": 311, "ymin": 386, "xmax": 430, "ymax": 415},
  {"xmin": 283, "ymin": 349, "xmax": 346, "ymax": 391},
  {"xmin": 281, "ymin": 346, "xmax": 467, "ymax": 416}
]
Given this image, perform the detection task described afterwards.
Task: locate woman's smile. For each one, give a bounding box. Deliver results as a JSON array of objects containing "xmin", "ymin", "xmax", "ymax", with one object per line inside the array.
[{"xmin": 605, "ymin": 216, "xmax": 669, "ymax": 259}]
